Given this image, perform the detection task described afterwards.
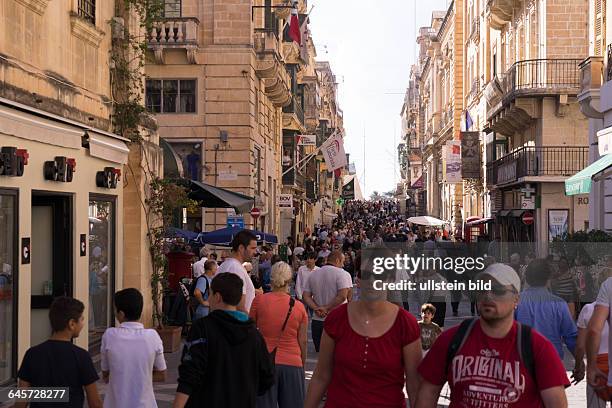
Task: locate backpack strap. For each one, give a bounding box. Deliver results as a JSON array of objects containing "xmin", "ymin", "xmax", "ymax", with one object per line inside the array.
[
  {"xmin": 517, "ymin": 322, "xmax": 537, "ymax": 386},
  {"xmin": 445, "ymin": 318, "xmax": 478, "ymax": 378}
]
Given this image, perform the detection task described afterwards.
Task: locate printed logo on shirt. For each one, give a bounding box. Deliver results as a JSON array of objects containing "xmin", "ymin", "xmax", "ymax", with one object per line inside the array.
[{"xmin": 451, "ymin": 349, "xmax": 525, "ymax": 406}]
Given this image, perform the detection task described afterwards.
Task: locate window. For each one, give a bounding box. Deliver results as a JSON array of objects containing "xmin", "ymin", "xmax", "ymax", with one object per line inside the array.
[
  {"xmin": 78, "ymin": 0, "xmax": 96, "ymax": 25},
  {"xmin": 163, "ymin": 0, "xmax": 181, "ymax": 18},
  {"xmin": 88, "ymin": 198, "xmax": 115, "ymax": 353},
  {"xmin": 0, "ymin": 191, "xmax": 16, "ymax": 384},
  {"xmin": 146, "ymin": 79, "xmax": 196, "ymax": 113}
]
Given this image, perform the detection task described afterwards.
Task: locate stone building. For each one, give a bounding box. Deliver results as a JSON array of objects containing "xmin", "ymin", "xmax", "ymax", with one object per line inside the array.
[
  {"xmin": 0, "ymin": 0, "xmax": 159, "ymax": 382},
  {"xmin": 484, "ymin": 0, "xmax": 590, "ymax": 254},
  {"xmin": 412, "ymin": 2, "xmax": 465, "ymax": 233},
  {"xmin": 570, "ymin": 0, "xmax": 612, "ymax": 233}
]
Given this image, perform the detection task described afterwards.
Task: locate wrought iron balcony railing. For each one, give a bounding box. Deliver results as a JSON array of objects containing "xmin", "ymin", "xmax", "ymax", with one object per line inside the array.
[{"xmin": 486, "ymin": 146, "xmax": 588, "ymax": 186}]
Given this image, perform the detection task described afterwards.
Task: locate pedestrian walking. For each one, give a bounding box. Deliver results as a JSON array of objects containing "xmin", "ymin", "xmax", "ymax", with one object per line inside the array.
[
  {"xmin": 576, "ymin": 302, "xmax": 608, "ymax": 407},
  {"xmin": 302, "ymin": 251, "xmax": 353, "ymax": 352},
  {"xmin": 16, "ymin": 297, "xmax": 102, "ymax": 408},
  {"xmin": 587, "ymin": 275, "xmax": 612, "ymax": 402},
  {"xmin": 191, "ymin": 260, "xmax": 216, "ymax": 320},
  {"xmin": 100, "ymin": 288, "xmax": 167, "ymax": 408},
  {"xmin": 416, "ymin": 263, "xmax": 570, "ymax": 407},
  {"xmin": 418, "ymin": 303, "xmax": 442, "ymax": 354},
  {"xmin": 304, "ymin": 269, "xmax": 422, "ymax": 407},
  {"xmin": 214, "ymin": 230, "xmax": 258, "ymax": 313},
  {"xmin": 173, "ymin": 273, "xmax": 274, "ymax": 408},
  {"xmin": 250, "ymin": 262, "xmax": 308, "ymax": 408}
]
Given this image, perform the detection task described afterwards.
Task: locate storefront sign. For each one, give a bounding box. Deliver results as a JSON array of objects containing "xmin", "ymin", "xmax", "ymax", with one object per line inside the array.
[
  {"xmin": 461, "ymin": 132, "xmax": 480, "ymax": 179},
  {"xmin": 598, "ymin": 126, "xmax": 612, "ymax": 155},
  {"xmin": 44, "ymin": 156, "xmax": 76, "ymax": 182},
  {"xmin": 297, "ymin": 135, "xmax": 317, "ymax": 146},
  {"xmin": 278, "ymin": 194, "xmax": 293, "ymax": 209},
  {"xmin": 21, "ymin": 238, "xmax": 30, "ymax": 264},
  {"xmin": 548, "ymin": 209, "xmax": 569, "ymax": 241},
  {"xmin": 445, "ymin": 141, "xmax": 462, "ymax": 183},
  {"xmin": 342, "ymin": 179, "xmax": 355, "ymax": 200},
  {"xmin": 0, "ymin": 147, "xmax": 28, "ymax": 177},
  {"xmin": 218, "ymin": 170, "xmax": 238, "ymax": 181},
  {"xmin": 96, "ymin": 167, "xmax": 121, "ymax": 189},
  {"xmin": 80, "ymin": 234, "xmax": 87, "ymax": 257}
]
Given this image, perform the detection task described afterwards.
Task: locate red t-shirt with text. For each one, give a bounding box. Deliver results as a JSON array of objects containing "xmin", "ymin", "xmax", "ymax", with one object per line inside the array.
[{"xmin": 418, "ymin": 320, "xmax": 569, "ymax": 407}]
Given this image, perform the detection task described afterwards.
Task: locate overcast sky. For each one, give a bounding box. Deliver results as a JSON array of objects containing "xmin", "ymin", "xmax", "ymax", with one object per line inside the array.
[{"xmin": 308, "ymin": 0, "xmax": 450, "ymax": 198}]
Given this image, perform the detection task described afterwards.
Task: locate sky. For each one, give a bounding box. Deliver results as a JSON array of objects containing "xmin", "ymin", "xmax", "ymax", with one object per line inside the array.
[{"xmin": 308, "ymin": 0, "xmax": 450, "ymax": 198}]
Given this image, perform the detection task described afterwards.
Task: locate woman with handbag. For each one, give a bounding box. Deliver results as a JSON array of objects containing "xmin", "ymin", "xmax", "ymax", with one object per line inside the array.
[{"xmin": 250, "ymin": 261, "xmax": 308, "ymax": 408}]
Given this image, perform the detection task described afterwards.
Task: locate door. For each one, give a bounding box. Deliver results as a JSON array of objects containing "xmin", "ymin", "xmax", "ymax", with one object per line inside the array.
[
  {"xmin": 0, "ymin": 190, "xmax": 17, "ymax": 384},
  {"xmin": 31, "ymin": 194, "xmax": 72, "ymax": 346}
]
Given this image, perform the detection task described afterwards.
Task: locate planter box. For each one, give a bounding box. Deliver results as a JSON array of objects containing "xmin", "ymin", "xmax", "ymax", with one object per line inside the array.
[{"xmin": 156, "ymin": 326, "xmax": 182, "ymax": 353}]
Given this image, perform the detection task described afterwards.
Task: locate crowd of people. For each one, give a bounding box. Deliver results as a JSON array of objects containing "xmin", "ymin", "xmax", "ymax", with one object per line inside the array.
[{"xmin": 11, "ymin": 199, "xmax": 612, "ymax": 408}]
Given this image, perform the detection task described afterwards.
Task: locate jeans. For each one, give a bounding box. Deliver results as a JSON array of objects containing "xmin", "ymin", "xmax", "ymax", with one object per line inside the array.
[
  {"xmin": 311, "ymin": 320, "xmax": 324, "ymax": 352},
  {"xmin": 256, "ymin": 365, "xmax": 305, "ymax": 408}
]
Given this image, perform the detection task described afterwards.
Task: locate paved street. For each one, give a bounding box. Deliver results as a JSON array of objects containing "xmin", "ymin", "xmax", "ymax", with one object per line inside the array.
[{"xmin": 92, "ymin": 300, "xmax": 587, "ymax": 408}]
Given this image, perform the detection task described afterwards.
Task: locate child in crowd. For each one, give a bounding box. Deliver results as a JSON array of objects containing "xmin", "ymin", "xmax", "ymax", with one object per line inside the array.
[
  {"xmin": 418, "ymin": 303, "xmax": 442, "ymax": 355},
  {"xmin": 101, "ymin": 288, "xmax": 167, "ymax": 408},
  {"xmin": 17, "ymin": 297, "xmax": 102, "ymax": 408}
]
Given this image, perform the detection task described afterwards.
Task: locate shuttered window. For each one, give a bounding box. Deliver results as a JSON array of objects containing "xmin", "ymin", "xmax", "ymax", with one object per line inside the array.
[{"xmin": 595, "ymin": 0, "xmax": 606, "ymax": 56}]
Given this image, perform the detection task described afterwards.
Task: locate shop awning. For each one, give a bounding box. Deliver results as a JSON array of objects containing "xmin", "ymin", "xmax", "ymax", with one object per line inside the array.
[
  {"xmin": 188, "ymin": 181, "xmax": 254, "ymax": 214},
  {"xmin": 466, "ymin": 217, "xmax": 494, "ymax": 226},
  {"xmin": 510, "ymin": 210, "xmax": 526, "ymax": 217},
  {"xmin": 87, "ymin": 130, "xmax": 129, "ymax": 164},
  {"xmin": 565, "ymin": 154, "xmax": 612, "ymax": 196},
  {"xmin": 497, "ymin": 210, "xmax": 511, "ymax": 217}
]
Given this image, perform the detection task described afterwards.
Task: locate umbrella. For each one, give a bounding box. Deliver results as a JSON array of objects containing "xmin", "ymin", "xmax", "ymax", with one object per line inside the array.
[
  {"xmin": 197, "ymin": 226, "xmax": 278, "ymax": 246},
  {"xmin": 407, "ymin": 216, "xmax": 448, "ymax": 227},
  {"xmin": 165, "ymin": 227, "xmax": 200, "ymax": 241}
]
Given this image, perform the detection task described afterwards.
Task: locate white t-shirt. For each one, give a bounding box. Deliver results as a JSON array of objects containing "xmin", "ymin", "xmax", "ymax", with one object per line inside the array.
[
  {"xmin": 100, "ymin": 322, "xmax": 167, "ymax": 408},
  {"xmin": 577, "ymin": 302, "xmax": 609, "ymax": 355},
  {"xmin": 304, "ymin": 265, "xmax": 353, "ymax": 321},
  {"xmin": 216, "ymin": 257, "xmax": 255, "ymax": 312},
  {"xmin": 595, "ymin": 277, "xmax": 612, "ymax": 384},
  {"xmin": 296, "ymin": 265, "xmax": 319, "ymax": 299},
  {"xmin": 192, "ymin": 257, "xmax": 207, "ymax": 278}
]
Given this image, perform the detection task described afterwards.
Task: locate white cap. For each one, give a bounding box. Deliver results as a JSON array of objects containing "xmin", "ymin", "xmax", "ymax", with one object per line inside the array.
[{"xmin": 478, "ymin": 263, "xmax": 521, "ymax": 292}]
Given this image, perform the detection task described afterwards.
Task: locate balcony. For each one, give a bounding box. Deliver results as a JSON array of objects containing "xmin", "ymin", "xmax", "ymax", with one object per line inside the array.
[
  {"xmin": 282, "ymin": 97, "xmax": 305, "ymax": 131},
  {"xmin": 254, "ymin": 30, "xmax": 292, "ymax": 107},
  {"xmin": 487, "ymin": 0, "xmax": 513, "ymax": 30},
  {"xmin": 148, "ymin": 17, "xmax": 199, "ymax": 64},
  {"xmin": 486, "ymin": 146, "xmax": 588, "ymax": 186}
]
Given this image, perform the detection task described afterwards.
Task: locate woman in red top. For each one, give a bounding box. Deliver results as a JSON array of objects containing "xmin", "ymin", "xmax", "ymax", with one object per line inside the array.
[
  {"xmin": 250, "ymin": 261, "xmax": 308, "ymax": 408},
  {"xmin": 304, "ymin": 271, "xmax": 422, "ymax": 408}
]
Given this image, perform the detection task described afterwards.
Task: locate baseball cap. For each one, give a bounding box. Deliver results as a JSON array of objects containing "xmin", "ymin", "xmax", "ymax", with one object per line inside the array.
[{"xmin": 477, "ymin": 263, "xmax": 521, "ymax": 292}]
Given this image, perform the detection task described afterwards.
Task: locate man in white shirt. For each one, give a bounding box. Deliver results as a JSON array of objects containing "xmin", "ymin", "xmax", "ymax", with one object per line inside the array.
[
  {"xmin": 303, "ymin": 251, "xmax": 353, "ymax": 352},
  {"xmin": 192, "ymin": 247, "xmax": 209, "ymax": 278},
  {"xmin": 214, "ymin": 230, "xmax": 257, "ymax": 313},
  {"xmin": 295, "ymin": 252, "xmax": 319, "ymax": 301},
  {"xmin": 101, "ymin": 288, "xmax": 167, "ymax": 408},
  {"xmin": 317, "ymin": 243, "xmax": 331, "ymax": 260}
]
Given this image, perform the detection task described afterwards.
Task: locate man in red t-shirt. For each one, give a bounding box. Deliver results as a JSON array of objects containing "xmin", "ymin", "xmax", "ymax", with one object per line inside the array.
[{"xmin": 416, "ymin": 263, "xmax": 570, "ymax": 408}]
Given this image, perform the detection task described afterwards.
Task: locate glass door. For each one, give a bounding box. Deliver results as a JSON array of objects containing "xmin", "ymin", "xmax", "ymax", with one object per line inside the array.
[
  {"xmin": 0, "ymin": 190, "xmax": 16, "ymax": 384},
  {"xmin": 88, "ymin": 198, "xmax": 115, "ymax": 354}
]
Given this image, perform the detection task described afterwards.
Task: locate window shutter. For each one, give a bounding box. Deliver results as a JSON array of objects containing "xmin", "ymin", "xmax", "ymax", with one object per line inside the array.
[{"xmin": 595, "ymin": 0, "xmax": 605, "ymax": 56}]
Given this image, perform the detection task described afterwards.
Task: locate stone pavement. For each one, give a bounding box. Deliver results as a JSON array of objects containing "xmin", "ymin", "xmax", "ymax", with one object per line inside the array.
[{"xmin": 92, "ymin": 300, "xmax": 587, "ymax": 407}]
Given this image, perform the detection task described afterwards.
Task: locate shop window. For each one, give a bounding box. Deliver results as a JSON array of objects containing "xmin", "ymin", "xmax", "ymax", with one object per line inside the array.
[
  {"xmin": 146, "ymin": 79, "xmax": 196, "ymax": 113},
  {"xmin": 168, "ymin": 142, "xmax": 202, "ymax": 181},
  {"xmin": 88, "ymin": 199, "xmax": 115, "ymax": 354},
  {"xmin": 0, "ymin": 191, "xmax": 16, "ymax": 384}
]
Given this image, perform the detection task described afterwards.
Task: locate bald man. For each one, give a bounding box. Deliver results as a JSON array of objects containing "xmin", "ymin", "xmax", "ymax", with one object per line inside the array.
[{"xmin": 303, "ymin": 250, "xmax": 354, "ymax": 352}]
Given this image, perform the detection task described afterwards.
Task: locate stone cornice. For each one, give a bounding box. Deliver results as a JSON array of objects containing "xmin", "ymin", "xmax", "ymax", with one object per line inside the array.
[
  {"xmin": 70, "ymin": 12, "xmax": 105, "ymax": 47},
  {"xmin": 14, "ymin": 0, "xmax": 50, "ymax": 15}
]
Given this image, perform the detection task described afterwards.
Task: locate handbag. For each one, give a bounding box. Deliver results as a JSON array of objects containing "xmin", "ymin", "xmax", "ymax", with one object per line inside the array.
[{"xmin": 269, "ymin": 297, "xmax": 295, "ymax": 364}]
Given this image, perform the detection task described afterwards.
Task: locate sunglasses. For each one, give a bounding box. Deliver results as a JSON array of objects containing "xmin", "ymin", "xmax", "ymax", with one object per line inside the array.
[{"xmin": 477, "ymin": 285, "xmax": 517, "ymax": 298}]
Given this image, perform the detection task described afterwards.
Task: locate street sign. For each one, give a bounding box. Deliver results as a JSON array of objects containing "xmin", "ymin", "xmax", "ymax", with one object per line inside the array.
[
  {"xmin": 522, "ymin": 211, "xmax": 534, "ymax": 225},
  {"xmin": 520, "ymin": 184, "xmax": 536, "ymax": 198},
  {"xmin": 21, "ymin": 237, "xmax": 30, "ymax": 264},
  {"xmin": 226, "ymin": 216, "xmax": 244, "ymax": 228},
  {"xmin": 250, "ymin": 207, "xmax": 261, "ymax": 220},
  {"xmin": 278, "ymin": 194, "xmax": 293, "ymax": 209},
  {"xmin": 520, "ymin": 196, "xmax": 535, "ymax": 210},
  {"xmin": 336, "ymin": 197, "xmax": 345, "ymax": 206}
]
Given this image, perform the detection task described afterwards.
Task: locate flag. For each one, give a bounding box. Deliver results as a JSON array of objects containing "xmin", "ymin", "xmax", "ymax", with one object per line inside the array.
[
  {"xmin": 465, "ymin": 110, "xmax": 474, "ymax": 131},
  {"xmin": 321, "ymin": 132, "xmax": 348, "ymax": 172},
  {"xmin": 289, "ymin": 1, "xmax": 301, "ymax": 44}
]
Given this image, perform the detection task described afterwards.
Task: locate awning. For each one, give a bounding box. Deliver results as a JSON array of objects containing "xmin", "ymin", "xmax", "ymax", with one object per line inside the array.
[
  {"xmin": 189, "ymin": 181, "xmax": 254, "ymax": 214},
  {"xmin": 497, "ymin": 210, "xmax": 511, "ymax": 217},
  {"xmin": 565, "ymin": 154, "xmax": 612, "ymax": 195},
  {"xmin": 466, "ymin": 217, "xmax": 494, "ymax": 226},
  {"xmin": 87, "ymin": 130, "xmax": 129, "ymax": 164},
  {"xmin": 510, "ymin": 210, "xmax": 525, "ymax": 218}
]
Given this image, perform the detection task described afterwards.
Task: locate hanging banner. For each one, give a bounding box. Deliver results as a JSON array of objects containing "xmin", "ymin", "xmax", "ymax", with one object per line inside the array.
[
  {"xmin": 410, "ymin": 165, "xmax": 423, "ymax": 188},
  {"xmin": 342, "ymin": 178, "xmax": 355, "ymax": 200},
  {"xmin": 297, "ymin": 135, "xmax": 317, "ymax": 146},
  {"xmin": 278, "ymin": 194, "xmax": 293, "ymax": 209},
  {"xmin": 321, "ymin": 132, "xmax": 348, "ymax": 172},
  {"xmin": 446, "ymin": 140, "xmax": 462, "ymax": 183},
  {"xmin": 461, "ymin": 131, "xmax": 481, "ymax": 179}
]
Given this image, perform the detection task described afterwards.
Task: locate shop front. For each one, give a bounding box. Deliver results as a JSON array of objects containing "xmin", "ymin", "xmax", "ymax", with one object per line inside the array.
[{"xmin": 0, "ymin": 98, "xmax": 128, "ymax": 383}]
